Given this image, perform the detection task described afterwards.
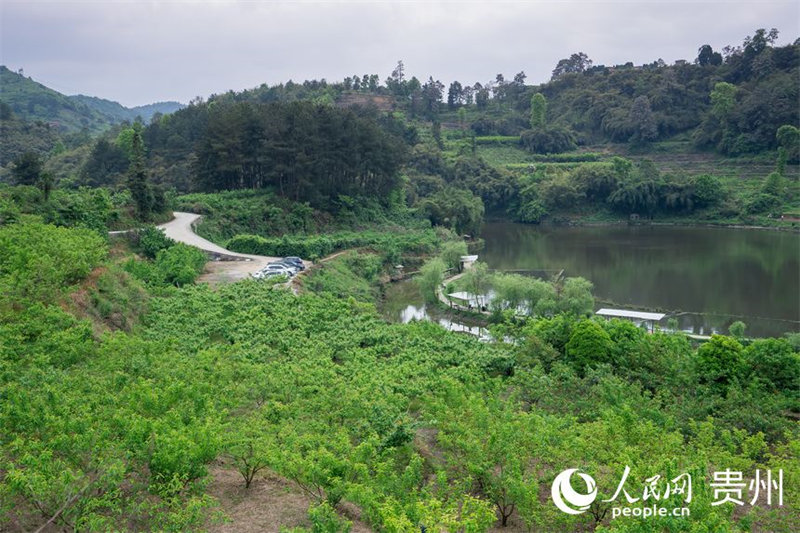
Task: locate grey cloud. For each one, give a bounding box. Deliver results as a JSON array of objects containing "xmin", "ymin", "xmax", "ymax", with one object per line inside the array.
[{"xmin": 1, "ymin": 1, "xmax": 797, "ymax": 106}]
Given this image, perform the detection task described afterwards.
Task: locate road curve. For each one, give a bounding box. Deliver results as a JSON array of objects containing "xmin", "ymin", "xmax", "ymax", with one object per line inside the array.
[{"xmin": 158, "ymin": 212, "xmax": 283, "ymax": 283}]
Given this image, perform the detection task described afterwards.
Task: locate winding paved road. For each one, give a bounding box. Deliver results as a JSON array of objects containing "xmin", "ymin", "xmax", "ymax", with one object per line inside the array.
[{"xmin": 157, "ymin": 212, "xmax": 283, "ymax": 283}]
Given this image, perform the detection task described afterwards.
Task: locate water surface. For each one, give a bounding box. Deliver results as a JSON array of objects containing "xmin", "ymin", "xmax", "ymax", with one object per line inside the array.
[{"xmin": 383, "ymin": 223, "xmax": 799, "ymax": 338}]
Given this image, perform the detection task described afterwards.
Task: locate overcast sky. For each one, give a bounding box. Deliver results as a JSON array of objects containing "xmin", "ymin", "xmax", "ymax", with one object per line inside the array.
[{"xmin": 1, "ymin": 0, "xmax": 798, "ymax": 107}]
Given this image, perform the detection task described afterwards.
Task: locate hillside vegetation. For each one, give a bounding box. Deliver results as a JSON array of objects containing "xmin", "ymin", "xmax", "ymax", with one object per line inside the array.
[
  {"xmin": 0, "ymin": 66, "xmax": 183, "ymax": 133},
  {"xmin": 1, "ymin": 27, "xmax": 799, "ymax": 532},
  {"xmin": 1, "ymin": 217, "xmax": 798, "ymax": 531}
]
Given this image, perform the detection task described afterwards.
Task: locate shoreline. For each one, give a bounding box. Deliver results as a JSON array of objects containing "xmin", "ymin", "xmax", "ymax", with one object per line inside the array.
[{"xmin": 484, "ymin": 217, "xmax": 800, "ymax": 233}]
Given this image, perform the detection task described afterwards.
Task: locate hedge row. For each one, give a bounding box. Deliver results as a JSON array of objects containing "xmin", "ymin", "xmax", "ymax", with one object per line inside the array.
[
  {"xmin": 226, "ymin": 230, "xmax": 440, "ymax": 261},
  {"xmin": 474, "ymin": 136, "xmax": 521, "ymax": 145}
]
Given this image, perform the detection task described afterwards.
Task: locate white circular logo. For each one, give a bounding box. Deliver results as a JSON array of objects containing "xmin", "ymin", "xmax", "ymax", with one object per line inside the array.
[{"xmin": 551, "ymin": 468, "xmax": 598, "ymax": 515}]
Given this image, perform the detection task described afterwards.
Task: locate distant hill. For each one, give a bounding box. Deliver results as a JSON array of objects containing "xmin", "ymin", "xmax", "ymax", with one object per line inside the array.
[
  {"xmin": 0, "ymin": 66, "xmax": 184, "ymax": 133},
  {"xmin": 69, "ymin": 95, "xmax": 184, "ymax": 124}
]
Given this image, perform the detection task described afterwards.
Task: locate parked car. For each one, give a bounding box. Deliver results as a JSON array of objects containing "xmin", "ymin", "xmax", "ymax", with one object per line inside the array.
[
  {"xmin": 267, "ymin": 261, "xmax": 299, "ymax": 275},
  {"xmin": 252, "ymin": 264, "xmax": 293, "ymax": 280},
  {"xmin": 263, "ymin": 270, "xmax": 289, "ymax": 280},
  {"xmin": 263, "ymin": 264, "xmax": 295, "ymax": 276},
  {"xmin": 283, "ymin": 256, "xmax": 305, "ymax": 270}
]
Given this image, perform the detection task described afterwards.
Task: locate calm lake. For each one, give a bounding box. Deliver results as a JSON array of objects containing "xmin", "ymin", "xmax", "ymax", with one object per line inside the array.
[{"xmin": 382, "ymin": 223, "xmax": 800, "ymax": 338}]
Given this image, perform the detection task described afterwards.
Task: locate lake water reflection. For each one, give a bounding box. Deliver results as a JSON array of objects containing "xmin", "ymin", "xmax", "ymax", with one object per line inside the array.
[{"xmin": 383, "ymin": 223, "xmax": 799, "ymax": 339}]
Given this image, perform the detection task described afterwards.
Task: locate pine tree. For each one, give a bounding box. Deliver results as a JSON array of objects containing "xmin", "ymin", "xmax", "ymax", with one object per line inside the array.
[{"xmin": 127, "ymin": 123, "xmax": 151, "ymax": 220}]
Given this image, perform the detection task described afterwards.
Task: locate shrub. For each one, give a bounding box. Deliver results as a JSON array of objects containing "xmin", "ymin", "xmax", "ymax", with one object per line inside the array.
[
  {"xmin": 565, "ymin": 319, "xmax": 614, "ymax": 374},
  {"xmin": 520, "ymin": 127, "xmax": 577, "ymax": 154},
  {"xmin": 136, "ymin": 226, "xmax": 175, "ymax": 259},
  {"xmin": 155, "ymin": 244, "xmax": 207, "ymax": 287}
]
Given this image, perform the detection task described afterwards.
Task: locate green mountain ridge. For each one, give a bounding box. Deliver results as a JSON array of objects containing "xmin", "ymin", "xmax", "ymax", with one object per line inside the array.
[
  {"xmin": 0, "ymin": 66, "xmax": 184, "ymax": 133},
  {"xmin": 68, "ymin": 94, "xmax": 184, "ymax": 124}
]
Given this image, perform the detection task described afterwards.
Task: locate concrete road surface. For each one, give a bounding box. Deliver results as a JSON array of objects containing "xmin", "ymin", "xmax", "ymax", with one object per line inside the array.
[{"xmin": 157, "ymin": 212, "xmax": 283, "ymax": 283}]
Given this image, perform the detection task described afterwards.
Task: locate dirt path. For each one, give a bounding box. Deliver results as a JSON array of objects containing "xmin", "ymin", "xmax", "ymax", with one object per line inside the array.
[
  {"xmin": 207, "ymin": 464, "xmax": 373, "ymax": 533},
  {"xmin": 157, "ymin": 212, "xmax": 287, "ymax": 283}
]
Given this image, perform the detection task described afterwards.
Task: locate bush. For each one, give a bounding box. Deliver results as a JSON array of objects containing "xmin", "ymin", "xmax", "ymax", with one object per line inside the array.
[
  {"xmin": 743, "ymin": 338, "xmax": 800, "ymax": 393},
  {"xmin": 565, "ymin": 319, "xmax": 614, "ymax": 374},
  {"xmin": 520, "ymin": 127, "xmax": 577, "ymax": 154},
  {"xmin": 155, "ymin": 244, "xmax": 207, "ymax": 287},
  {"xmin": 136, "ymin": 225, "xmax": 176, "ymax": 259},
  {"xmin": 124, "ymin": 243, "xmax": 206, "ymax": 287},
  {"xmin": 696, "ymin": 335, "xmax": 744, "ymax": 387}
]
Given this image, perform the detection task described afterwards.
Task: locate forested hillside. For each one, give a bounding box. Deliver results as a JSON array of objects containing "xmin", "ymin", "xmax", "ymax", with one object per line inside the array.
[
  {"xmin": 0, "ymin": 66, "xmax": 184, "ymax": 133},
  {"xmin": 69, "ymin": 95, "xmax": 184, "ymax": 125},
  {"xmin": 3, "ymin": 29, "xmax": 798, "ymax": 233}
]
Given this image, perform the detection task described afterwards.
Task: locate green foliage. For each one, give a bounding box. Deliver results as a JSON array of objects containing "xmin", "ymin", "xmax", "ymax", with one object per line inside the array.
[
  {"xmin": 530, "ymin": 93, "xmax": 547, "ymax": 129},
  {"xmin": 439, "ymin": 240, "xmax": 468, "ymax": 271},
  {"xmin": 0, "ymin": 221, "xmax": 106, "ymax": 307},
  {"xmin": 565, "ymin": 319, "xmax": 614, "ymax": 373},
  {"xmin": 691, "ymin": 174, "xmax": 723, "ymax": 207},
  {"xmin": 729, "ymin": 320, "xmax": 747, "ymax": 338},
  {"xmin": 461, "ymin": 262, "xmax": 491, "ymax": 308},
  {"xmin": 418, "ymin": 257, "xmax": 446, "ymax": 302},
  {"xmin": 127, "ymin": 122, "xmax": 152, "ymax": 221},
  {"xmin": 11, "ymin": 151, "xmax": 43, "ymax": 186},
  {"xmin": 135, "ymin": 225, "xmax": 175, "ymax": 259},
  {"xmin": 227, "ymin": 228, "xmax": 438, "ymax": 262},
  {"xmin": 308, "ymin": 501, "xmax": 352, "ymax": 533},
  {"xmin": 710, "ymin": 82, "xmax": 738, "ymax": 120},
  {"xmin": 473, "ymin": 135, "xmax": 520, "ymax": 145},
  {"xmin": 305, "ymin": 251, "xmax": 382, "ymax": 302},
  {"xmin": 696, "ymin": 334, "xmax": 745, "ymax": 387},
  {"xmin": 124, "ymin": 242, "xmax": 206, "ymax": 288},
  {"xmin": 743, "ymin": 338, "xmax": 800, "ymax": 394},
  {"xmin": 188, "ymin": 101, "xmax": 406, "ymax": 210},
  {"xmin": 419, "ymin": 187, "xmax": 484, "ymax": 236},
  {"xmin": 154, "ymin": 244, "xmax": 207, "ymax": 287},
  {"xmin": 558, "ymin": 277, "xmax": 595, "ymax": 316},
  {"xmin": 520, "ymin": 126, "xmax": 577, "ymax": 154},
  {"xmin": 2, "ymin": 229, "xmax": 798, "ymax": 531},
  {"xmin": 776, "ymin": 124, "xmax": 800, "ymax": 162}
]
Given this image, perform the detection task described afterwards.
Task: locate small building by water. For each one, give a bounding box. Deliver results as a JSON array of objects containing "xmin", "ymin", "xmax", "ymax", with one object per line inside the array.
[
  {"xmin": 460, "ymin": 255, "xmax": 479, "ymax": 271},
  {"xmin": 595, "ymin": 308, "xmax": 666, "ymax": 332}
]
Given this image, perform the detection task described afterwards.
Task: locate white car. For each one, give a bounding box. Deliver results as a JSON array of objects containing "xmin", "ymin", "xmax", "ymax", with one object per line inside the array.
[
  {"xmin": 259, "ymin": 264, "xmax": 294, "ymax": 277},
  {"xmin": 251, "ymin": 266, "xmax": 291, "ymax": 280},
  {"xmin": 268, "ymin": 261, "xmax": 299, "ymax": 275}
]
